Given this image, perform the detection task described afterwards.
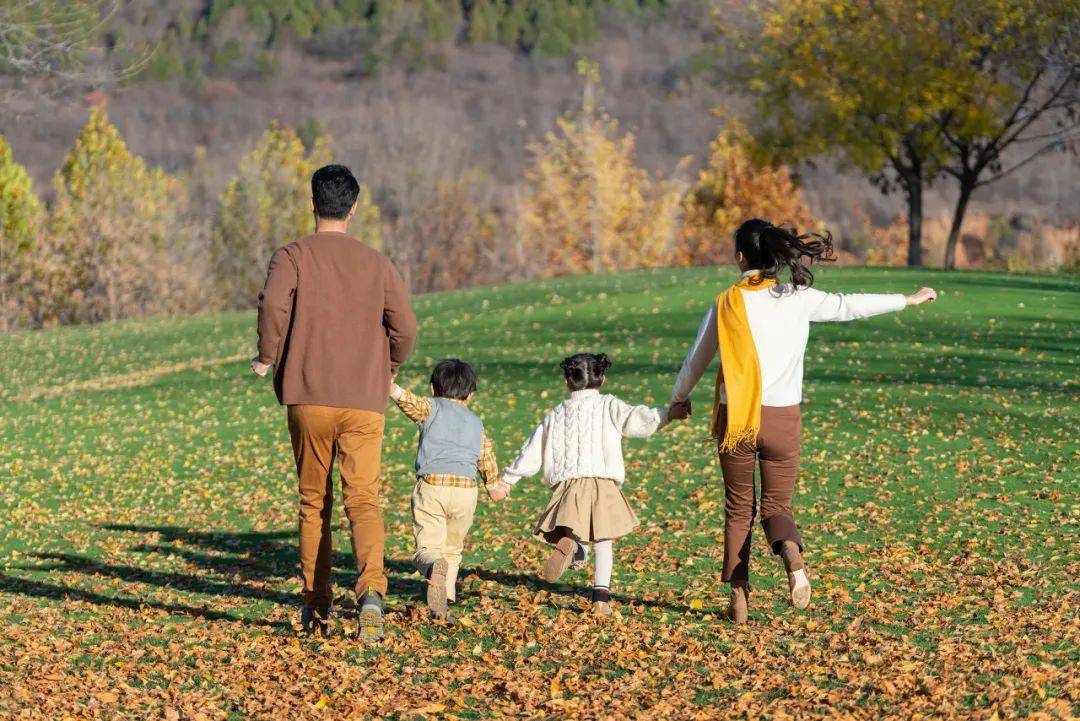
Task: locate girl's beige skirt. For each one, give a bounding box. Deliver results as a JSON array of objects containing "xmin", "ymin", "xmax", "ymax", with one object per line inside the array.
[{"xmin": 534, "ymin": 476, "xmax": 639, "ymax": 544}]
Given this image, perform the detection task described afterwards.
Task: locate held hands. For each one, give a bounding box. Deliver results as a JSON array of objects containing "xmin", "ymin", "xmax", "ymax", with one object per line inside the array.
[
  {"xmin": 487, "ymin": 481, "xmax": 512, "ymax": 502},
  {"xmin": 906, "ymin": 287, "xmax": 938, "ymax": 306},
  {"xmin": 250, "ymin": 357, "xmax": 271, "ymax": 377},
  {"xmin": 667, "ymin": 399, "xmax": 692, "ymax": 421}
]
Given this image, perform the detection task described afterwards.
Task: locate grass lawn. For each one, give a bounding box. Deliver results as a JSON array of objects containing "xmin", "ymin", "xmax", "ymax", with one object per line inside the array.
[{"xmin": 1, "ymin": 266, "xmax": 1077, "ymax": 719}]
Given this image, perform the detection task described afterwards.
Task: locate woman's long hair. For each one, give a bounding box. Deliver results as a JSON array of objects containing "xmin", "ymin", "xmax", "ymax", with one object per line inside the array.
[{"xmin": 734, "ymin": 218, "xmax": 836, "ymax": 287}]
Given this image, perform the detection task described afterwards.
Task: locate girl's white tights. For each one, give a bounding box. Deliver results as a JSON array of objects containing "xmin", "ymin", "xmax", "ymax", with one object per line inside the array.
[{"xmin": 593, "ymin": 540, "xmax": 613, "ymax": 589}]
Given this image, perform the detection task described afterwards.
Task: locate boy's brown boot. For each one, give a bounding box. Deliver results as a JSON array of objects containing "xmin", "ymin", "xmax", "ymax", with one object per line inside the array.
[
  {"xmin": 426, "ymin": 558, "xmax": 450, "ymax": 619},
  {"xmin": 728, "ymin": 584, "xmax": 749, "ymax": 625},
  {"xmin": 780, "ymin": 541, "xmax": 811, "ymax": 610},
  {"xmin": 542, "ymin": 537, "xmax": 578, "ymax": 583}
]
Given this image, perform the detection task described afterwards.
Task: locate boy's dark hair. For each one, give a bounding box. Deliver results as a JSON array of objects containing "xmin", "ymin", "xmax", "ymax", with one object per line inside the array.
[
  {"xmin": 430, "ymin": 358, "xmax": 478, "ymax": 400},
  {"xmin": 311, "ymin": 164, "xmax": 360, "ymax": 219},
  {"xmin": 734, "ymin": 218, "xmax": 836, "ymax": 288},
  {"xmin": 560, "ymin": 353, "xmax": 611, "ymax": 391}
]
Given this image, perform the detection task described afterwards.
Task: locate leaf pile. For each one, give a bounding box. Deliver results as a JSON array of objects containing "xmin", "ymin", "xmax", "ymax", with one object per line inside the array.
[{"xmin": 1, "ymin": 267, "xmax": 1076, "ymax": 719}]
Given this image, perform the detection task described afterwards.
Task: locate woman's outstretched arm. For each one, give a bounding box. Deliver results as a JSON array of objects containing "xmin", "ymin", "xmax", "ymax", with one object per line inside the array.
[
  {"xmin": 803, "ymin": 286, "xmax": 937, "ymax": 322},
  {"xmin": 671, "ymin": 303, "xmax": 719, "ymax": 403}
]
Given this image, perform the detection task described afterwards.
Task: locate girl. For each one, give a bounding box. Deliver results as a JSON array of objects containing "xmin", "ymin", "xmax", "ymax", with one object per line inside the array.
[
  {"xmin": 670, "ymin": 218, "xmax": 937, "ymax": 624},
  {"xmin": 491, "ymin": 353, "xmax": 687, "ymax": 616}
]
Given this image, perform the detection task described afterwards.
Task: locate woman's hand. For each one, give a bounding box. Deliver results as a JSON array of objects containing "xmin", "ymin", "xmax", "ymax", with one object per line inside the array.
[
  {"xmin": 906, "ymin": 287, "xmax": 938, "ymax": 306},
  {"xmin": 668, "ymin": 400, "xmax": 692, "ymax": 421}
]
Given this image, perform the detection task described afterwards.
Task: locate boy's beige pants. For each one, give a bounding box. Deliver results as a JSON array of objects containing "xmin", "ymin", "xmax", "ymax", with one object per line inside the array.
[{"xmin": 411, "ymin": 480, "xmax": 478, "ymax": 601}]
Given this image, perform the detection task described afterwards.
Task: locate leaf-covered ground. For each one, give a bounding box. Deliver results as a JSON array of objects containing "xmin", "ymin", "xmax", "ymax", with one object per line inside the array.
[{"xmin": 1, "ymin": 267, "xmax": 1077, "ymax": 720}]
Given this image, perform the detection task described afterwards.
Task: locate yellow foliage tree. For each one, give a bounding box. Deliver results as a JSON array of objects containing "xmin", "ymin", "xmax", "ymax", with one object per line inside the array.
[
  {"xmin": 0, "ymin": 134, "xmax": 44, "ymax": 329},
  {"xmin": 212, "ymin": 122, "xmax": 381, "ymax": 308},
  {"xmin": 47, "ymin": 105, "xmax": 183, "ymax": 326},
  {"xmin": 678, "ymin": 128, "xmax": 816, "ymax": 266},
  {"xmin": 520, "ymin": 60, "xmax": 685, "ymax": 276}
]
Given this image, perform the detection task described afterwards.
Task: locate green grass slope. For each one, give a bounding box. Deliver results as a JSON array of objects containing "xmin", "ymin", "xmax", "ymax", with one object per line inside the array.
[{"xmin": 1, "ymin": 266, "xmax": 1077, "ymax": 719}]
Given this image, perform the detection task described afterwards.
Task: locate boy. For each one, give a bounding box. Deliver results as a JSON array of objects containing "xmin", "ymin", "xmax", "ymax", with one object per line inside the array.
[{"xmin": 389, "ymin": 358, "xmax": 499, "ymax": 619}]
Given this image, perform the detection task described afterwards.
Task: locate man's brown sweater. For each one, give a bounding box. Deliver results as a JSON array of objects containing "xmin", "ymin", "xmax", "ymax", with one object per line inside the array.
[{"xmin": 256, "ymin": 231, "xmax": 417, "ymax": 412}]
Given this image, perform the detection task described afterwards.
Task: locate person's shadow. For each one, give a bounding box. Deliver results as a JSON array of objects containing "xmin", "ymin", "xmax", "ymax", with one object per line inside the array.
[{"xmin": 0, "ymin": 524, "xmax": 691, "ymax": 628}]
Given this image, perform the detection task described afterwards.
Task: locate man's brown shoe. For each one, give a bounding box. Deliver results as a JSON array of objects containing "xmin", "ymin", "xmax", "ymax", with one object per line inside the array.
[
  {"xmin": 542, "ymin": 537, "xmax": 578, "ymax": 583},
  {"xmin": 728, "ymin": 585, "xmax": 749, "ymax": 625}
]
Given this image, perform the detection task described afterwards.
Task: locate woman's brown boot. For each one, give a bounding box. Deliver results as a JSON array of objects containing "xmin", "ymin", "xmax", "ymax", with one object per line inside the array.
[
  {"xmin": 727, "ymin": 584, "xmax": 749, "ymax": 624},
  {"xmin": 780, "ymin": 541, "xmax": 811, "ymax": 609}
]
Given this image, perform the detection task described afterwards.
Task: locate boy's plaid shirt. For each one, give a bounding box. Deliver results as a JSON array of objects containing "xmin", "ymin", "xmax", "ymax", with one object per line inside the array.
[{"xmin": 391, "ymin": 387, "xmax": 499, "ymax": 489}]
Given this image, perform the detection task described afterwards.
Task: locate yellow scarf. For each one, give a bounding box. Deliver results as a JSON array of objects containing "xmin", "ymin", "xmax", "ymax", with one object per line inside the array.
[{"xmin": 712, "ymin": 274, "xmax": 777, "ymax": 451}]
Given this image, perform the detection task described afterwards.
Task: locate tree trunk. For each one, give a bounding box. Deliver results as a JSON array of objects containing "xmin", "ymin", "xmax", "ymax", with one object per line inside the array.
[
  {"xmin": 943, "ymin": 181, "xmax": 975, "ymax": 270},
  {"xmin": 906, "ymin": 180, "xmax": 923, "ymax": 267}
]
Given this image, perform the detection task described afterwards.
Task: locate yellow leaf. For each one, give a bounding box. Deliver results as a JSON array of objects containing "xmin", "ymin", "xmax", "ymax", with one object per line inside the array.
[{"xmin": 417, "ymin": 704, "xmax": 446, "ymax": 714}]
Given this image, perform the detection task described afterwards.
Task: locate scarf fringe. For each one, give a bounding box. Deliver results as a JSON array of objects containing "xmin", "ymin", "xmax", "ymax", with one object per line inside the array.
[{"xmin": 717, "ymin": 426, "xmax": 760, "ymax": 454}]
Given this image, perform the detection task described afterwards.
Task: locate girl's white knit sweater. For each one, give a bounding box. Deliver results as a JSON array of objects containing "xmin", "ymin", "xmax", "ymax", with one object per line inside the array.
[{"xmin": 501, "ymin": 389, "xmax": 670, "ymax": 487}]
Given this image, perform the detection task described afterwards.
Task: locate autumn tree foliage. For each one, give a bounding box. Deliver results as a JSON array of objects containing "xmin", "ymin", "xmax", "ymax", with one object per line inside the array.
[
  {"xmin": 931, "ymin": 0, "xmax": 1079, "ymax": 269},
  {"xmin": 732, "ymin": 0, "xmax": 1077, "ymax": 269},
  {"xmin": 0, "ymin": 135, "xmax": 44, "ymax": 329},
  {"xmin": 211, "ymin": 122, "xmax": 381, "ymax": 309},
  {"xmin": 678, "ymin": 128, "xmax": 816, "ymax": 266},
  {"xmin": 44, "ymin": 106, "xmax": 188, "ymax": 326},
  {"xmin": 521, "ymin": 60, "xmax": 685, "ymax": 277},
  {"xmin": 734, "ymin": 0, "xmax": 954, "ymax": 267}
]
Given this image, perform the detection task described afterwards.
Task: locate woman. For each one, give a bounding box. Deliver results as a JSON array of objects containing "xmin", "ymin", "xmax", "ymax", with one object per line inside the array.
[{"xmin": 671, "ymin": 218, "xmax": 936, "ymax": 623}]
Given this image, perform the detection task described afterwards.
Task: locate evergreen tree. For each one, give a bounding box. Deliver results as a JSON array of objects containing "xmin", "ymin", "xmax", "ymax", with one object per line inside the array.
[
  {"xmin": 521, "ymin": 60, "xmax": 684, "ymax": 275},
  {"xmin": 211, "ymin": 122, "xmax": 381, "ymax": 308},
  {"xmin": 48, "ymin": 106, "xmax": 183, "ymax": 325},
  {"xmin": 0, "ymin": 135, "xmax": 44, "ymax": 329}
]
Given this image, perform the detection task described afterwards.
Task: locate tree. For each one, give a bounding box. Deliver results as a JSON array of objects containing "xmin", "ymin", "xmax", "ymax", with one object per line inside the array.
[
  {"xmin": 47, "ymin": 105, "xmax": 184, "ymax": 325},
  {"xmin": 0, "ymin": 0, "xmax": 102, "ymax": 79},
  {"xmin": 934, "ymin": 0, "xmax": 1079, "ymax": 269},
  {"xmin": 520, "ymin": 59, "xmax": 685, "ymax": 276},
  {"xmin": 211, "ymin": 122, "xmax": 380, "ymax": 308},
  {"xmin": 0, "ymin": 135, "xmax": 44, "ymax": 330},
  {"xmin": 679, "ymin": 126, "xmax": 816, "ymax": 266},
  {"xmin": 734, "ymin": 0, "xmax": 959, "ymax": 266},
  {"xmin": 468, "ymin": 0, "xmax": 502, "ymax": 45}
]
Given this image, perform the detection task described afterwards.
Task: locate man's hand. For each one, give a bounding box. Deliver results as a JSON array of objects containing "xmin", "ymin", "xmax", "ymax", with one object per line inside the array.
[
  {"xmin": 251, "ymin": 357, "xmax": 271, "ymax": 377},
  {"xmin": 906, "ymin": 287, "xmax": 938, "ymax": 306},
  {"xmin": 668, "ymin": 399, "xmax": 692, "ymax": 421},
  {"xmin": 487, "ymin": 481, "xmax": 512, "ymax": 501}
]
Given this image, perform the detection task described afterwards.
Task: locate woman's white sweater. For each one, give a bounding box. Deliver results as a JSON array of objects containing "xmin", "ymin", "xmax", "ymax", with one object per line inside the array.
[
  {"xmin": 502, "ymin": 389, "xmax": 669, "ymax": 487},
  {"xmin": 672, "ymin": 272, "xmax": 908, "ymax": 407}
]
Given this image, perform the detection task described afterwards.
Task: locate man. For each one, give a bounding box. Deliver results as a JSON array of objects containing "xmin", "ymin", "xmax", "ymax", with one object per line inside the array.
[{"xmin": 253, "ymin": 164, "xmax": 417, "ymax": 640}]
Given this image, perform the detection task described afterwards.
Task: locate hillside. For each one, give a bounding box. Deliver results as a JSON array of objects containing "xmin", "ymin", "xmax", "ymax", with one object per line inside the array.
[
  {"xmin": 3, "ymin": 0, "xmax": 1076, "ymax": 264},
  {"xmin": 1, "ymin": 267, "xmax": 1077, "ymax": 718}
]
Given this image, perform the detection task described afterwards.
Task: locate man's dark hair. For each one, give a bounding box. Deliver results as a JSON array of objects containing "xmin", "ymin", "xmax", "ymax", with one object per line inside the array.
[
  {"xmin": 311, "ymin": 164, "xmax": 360, "ymax": 219},
  {"xmin": 430, "ymin": 358, "xmax": 478, "ymax": 400}
]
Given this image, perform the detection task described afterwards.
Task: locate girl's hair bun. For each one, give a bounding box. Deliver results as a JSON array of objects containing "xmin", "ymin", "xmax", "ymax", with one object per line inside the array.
[{"xmin": 561, "ymin": 352, "xmax": 611, "ymax": 391}]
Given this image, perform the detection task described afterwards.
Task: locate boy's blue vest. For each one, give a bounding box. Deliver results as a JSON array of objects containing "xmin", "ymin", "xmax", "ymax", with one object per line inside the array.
[{"xmin": 416, "ymin": 397, "xmax": 483, "ymax": 479}]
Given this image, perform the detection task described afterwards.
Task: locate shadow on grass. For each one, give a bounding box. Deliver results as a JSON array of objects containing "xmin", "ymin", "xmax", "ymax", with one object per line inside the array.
[
  {"xmin": 0, "ymin": 524, "xmax": 692, "ymax": 623},
  {"xmin": 0, "ymin": 572, "xmax": 290, "ymax": 629}
]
